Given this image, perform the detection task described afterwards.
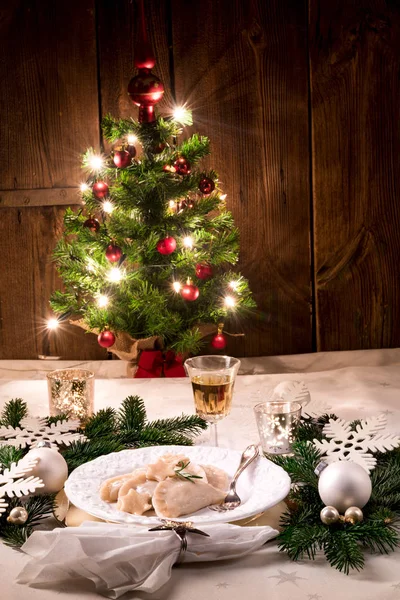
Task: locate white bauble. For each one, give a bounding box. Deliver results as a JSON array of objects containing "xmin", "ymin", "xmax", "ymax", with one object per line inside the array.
[
  {"xmin": 23, "ymin": 447, "xmax": 68, "ymax": 494},
  {"xmin": 318, "ymin": 461, "xmax": 372, "ymax": 513}
]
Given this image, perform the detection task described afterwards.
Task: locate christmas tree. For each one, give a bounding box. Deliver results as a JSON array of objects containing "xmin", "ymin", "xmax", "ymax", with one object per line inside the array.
[{"xmin": 49, "ymin": 9, "xmax": 255, "ymax": 364}]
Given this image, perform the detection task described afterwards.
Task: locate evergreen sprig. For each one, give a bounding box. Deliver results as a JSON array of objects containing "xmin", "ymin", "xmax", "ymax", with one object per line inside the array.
[{"xmin": 272, "ymin": 416, "xmax": 400, "ymax": 574}]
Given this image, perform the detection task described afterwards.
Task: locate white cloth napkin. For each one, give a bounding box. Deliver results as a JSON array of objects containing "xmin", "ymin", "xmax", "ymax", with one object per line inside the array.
[{"xmin": 17, "ymin": 521, "xmax": 278, "ymax": 598}]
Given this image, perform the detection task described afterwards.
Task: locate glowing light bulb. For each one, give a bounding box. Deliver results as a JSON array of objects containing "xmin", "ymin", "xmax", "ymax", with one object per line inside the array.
[
  {"xmin": 127, "ymin": 133, "xmax": 137, "ymax": 145},
  {"xmin": 172, "ymin": 106, "xmax": 193, "ymax": 125},
  {"xmin": 224, "ymin": 296, "xmax": 236, "ymax": 308},
  {"xmin": 220, "ymin": 194, "xmax": 227, "ymax": 201},
  {"xmin": 80, "ymin": 183, "xmax": 90, "ymax": 192},
  {"xmin": 169, "ymin": 200, "xmax": 176, "ymax": 209},
  {"xmin": 172, "ymin": 281, "xmax": 182, "ymax": 293},
  {"xmin": 97, "ymin": 294, "xmax": 109, "ymax": 308},
  {"xmin": 183, "ymin": 236, "xmax": 193, "ymax": 248},
  {"xmin": 46, "ymin": 318, "xmax": 59, "ymax": 330},
  {"xmin": 88, "ymin": 154, "xmax": 104, "ymax": 171},
  {"xmin": 107, "ymin": 267, "xmax": 123, "ymax": 283},
  {"xmin": 229, "ymin": 280, "xmax": 239, "ymax": 291},
  {"xmin": 102, "ymin": 200, "xmax": 114, "ymax": 214}
]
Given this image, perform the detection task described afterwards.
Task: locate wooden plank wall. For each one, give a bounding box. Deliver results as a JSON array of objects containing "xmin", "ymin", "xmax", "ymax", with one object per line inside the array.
[{"xmin": 0, "ymin": 0, "xmax": 398, "ymax": 359}]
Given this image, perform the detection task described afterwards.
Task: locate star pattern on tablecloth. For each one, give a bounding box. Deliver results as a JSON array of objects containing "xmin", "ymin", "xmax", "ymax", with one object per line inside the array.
[
  {"xmin": 215, "ymin": 582, "xmax": 229, "ymax": 589},
  {"xmin": 268, "ymin": 569, "xmax": 307, "ymax": 586},
  {"xmin": 391, "ymin": 582, "xmax": 400, "ymax": 590}
]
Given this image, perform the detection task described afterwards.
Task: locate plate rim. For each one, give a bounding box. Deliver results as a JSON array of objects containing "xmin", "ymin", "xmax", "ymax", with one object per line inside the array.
[{"xmin": 64, "ymin": 445, "xmax": 291, "ymax": 525}]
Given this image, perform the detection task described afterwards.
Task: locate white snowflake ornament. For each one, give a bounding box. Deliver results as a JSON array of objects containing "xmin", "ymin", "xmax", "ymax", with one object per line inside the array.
[
  {"xmin": 0, "ymin": 417, "xmax": 86, "ymax": 449},
  {"xmin": 313, "ymin": 414, "xmax": 400, "ymax": 472},
  {"xmin": 0, "ymin": 458, "xmax": 44, "ymax": 514}
]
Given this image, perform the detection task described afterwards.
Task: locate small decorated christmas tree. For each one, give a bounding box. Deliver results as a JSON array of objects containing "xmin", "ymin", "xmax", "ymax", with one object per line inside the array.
[{"xmin": 49, "ymin": 8, "xmax": 254, "ymax": 372}]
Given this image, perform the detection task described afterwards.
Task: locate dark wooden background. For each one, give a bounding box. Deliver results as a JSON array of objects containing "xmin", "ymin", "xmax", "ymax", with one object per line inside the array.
[{"xmin": 1, "ymin": 0, "xmax": 399, "ymax": 360}]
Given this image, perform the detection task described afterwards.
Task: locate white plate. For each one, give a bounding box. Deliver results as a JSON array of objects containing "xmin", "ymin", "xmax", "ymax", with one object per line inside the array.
[{"xmin": 64, "ymin": 445, "xmax": 291, "ymax": 525}]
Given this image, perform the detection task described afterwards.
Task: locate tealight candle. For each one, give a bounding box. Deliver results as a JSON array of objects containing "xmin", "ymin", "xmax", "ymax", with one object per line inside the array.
[
  {"xmin": 254, "ymin": 401, "xmax": 301, "ymax": 455},
  {"xmin": 47, "ymin": 369, "xmax": 94, "ymax": 422}
]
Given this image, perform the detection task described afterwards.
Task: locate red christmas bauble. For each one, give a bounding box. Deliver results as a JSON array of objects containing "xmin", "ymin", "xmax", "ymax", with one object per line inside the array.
[
  {"xmin": 157, "ymin": 236, "xmax": 177, "ymax": 255},
  {"xmin": 199, "ymin": 177, "xmax": 215, "ymax": 195},
  {"xmin": 128, "ymin": 70, "xmax": 165, "ymax": 123},
  {"xmin": 93, "ymin": 181, "xmax": 109, "ymax": 199},
  {"xmin": 83, "ymin": 217, "xmax": 100, "ymax": 232},
  {"xmin": 174, "ymin": 157, "xmax": 191, "ymax": 176},
  {"xmin": 113, "ymin": 150, "xmax": 132, "ymax": 169},
  {"xmin": 211, "ymin": 333, "xmax": 227, "ymax": 349},
  {"xmin": 195, "ymin": 263, "xmax": 213, "ymax": 280},
  {"xmin": 127, "ymin": 145, "xmax": 137, "ymax": 158},
  {"xmin": 181, "ymin": 283, "xmax": 200, "ymax": 301},
  {"xmin": 152, "ymin": 142, "xmax": 166, "ymax": 154},
  {"xmin": 98, "ymin": 330, "xmax": 116, "ymax": 348},
  {"xmin": 105, "ymin": 244, "xmax": 123, "ymax": 263}
]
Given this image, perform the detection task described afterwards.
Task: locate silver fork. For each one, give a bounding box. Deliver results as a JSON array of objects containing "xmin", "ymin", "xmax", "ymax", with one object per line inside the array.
[{"xmin": 209, "ymin": 444, "xmax": 260, "ymax": 512}]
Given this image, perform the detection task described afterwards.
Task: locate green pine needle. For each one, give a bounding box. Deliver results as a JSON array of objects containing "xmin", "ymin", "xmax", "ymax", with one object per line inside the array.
[{"xmin": 0, "ymin": 398, "xmax": 28, "ymax": 428}]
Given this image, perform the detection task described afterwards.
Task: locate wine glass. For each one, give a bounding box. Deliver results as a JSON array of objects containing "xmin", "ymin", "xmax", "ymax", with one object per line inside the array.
[{"xmin": 184, "ymin": 355, "xmax": 241, "ymax": 447}]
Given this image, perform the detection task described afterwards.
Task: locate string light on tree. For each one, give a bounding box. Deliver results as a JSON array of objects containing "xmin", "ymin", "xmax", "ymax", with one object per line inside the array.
[
  {"xmin": 88, "ymin": 154, "xmax": 104, "ymax": 171},
  {"xmin": 80, "ymin": 183, "xmax": 90, "ymax": 193},
  {"xmin": 96, "ymin": 294, "xmax": 109, "ymax": 308},
  {"xmin": 172, "ymin": 281, "xmax": 182, "ymax": 293},
  {"xmin": 220, "ymin": 194, "xmax": 227, "ymax": 201},
  {"xmin": 172, "ymin": 106, "xmax": 193, "ymax": 126},
  {"xmin": 107, "ymin": 267, "xmax": 124, "ymax": 283},
  {"xmin": 183, "ymin": 236, "xmax": 193, "ymax": 249},
  {"xmin": 229, "ymin": 280, "xmax": 239, "ymax": 291},
  {"xmin": 102, "ymin": 200, "xmax": 114, "ymax": 214},
  {"xmin": 224, "ymin": 295, "xmax": 236, "ymax": 308},
  {"xmin": 46, "ymin": 318, "xmax": 59, "ymax": 331},
  {"xmin": 127, "ymin": 133, "xmax": 137, "ymax": 145}
]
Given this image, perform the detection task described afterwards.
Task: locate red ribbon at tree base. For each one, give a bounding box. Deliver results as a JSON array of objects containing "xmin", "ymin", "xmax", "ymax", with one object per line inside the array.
[{"xmin": 134, "ymin": 350, "xmax": 186, "ymax": 378}]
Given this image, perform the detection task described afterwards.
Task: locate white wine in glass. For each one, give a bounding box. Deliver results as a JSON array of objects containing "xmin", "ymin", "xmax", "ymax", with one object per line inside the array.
[{"xmin": 185, "ymin": 356, "xmax": 241, "ymax": 446}]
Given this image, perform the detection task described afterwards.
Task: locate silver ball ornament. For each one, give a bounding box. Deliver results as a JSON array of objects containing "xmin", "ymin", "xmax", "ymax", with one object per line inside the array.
[
  {"xmin": 344, "ymin": 506, "xmax": 364, "ymax": 524},
  {"xmin": 320, "ymin": 505, "xmax": 340, "ymax": 525},
  {"xmin": 23, "ymin": 447, "xmax": 68, "ymax": 494},
  {"xmin": 7, "ymin": 506, "xmax": 29, "ymax": 525},
  {"xmin": 318, "ymin": 461, "xmax": 372, "ymax": 513},
  {"xmin": 36, "ymin": 440, "xmax": 52, "ymax": 449}
]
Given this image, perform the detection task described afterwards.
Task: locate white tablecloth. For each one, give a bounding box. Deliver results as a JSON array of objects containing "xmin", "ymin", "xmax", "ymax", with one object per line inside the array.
[{"xmin": 1, "ymin": 348, "xmax": 400, "ymax": 600}]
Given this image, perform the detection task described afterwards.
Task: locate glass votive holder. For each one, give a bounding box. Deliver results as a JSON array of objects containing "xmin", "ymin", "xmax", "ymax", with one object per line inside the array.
[
  {"xmin": 254, "ymin": 401, "xmax": 302, "ymax": 455},
  {"xmin": 47, "ymin": 369, "xmax": 94, "ymax": 422}
]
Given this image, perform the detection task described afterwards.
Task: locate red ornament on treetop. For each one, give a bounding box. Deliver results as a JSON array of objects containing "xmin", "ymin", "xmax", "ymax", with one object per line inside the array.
[
  {"xmin": 98, "ymin": 330, "xmax": 116, "ymax": 348},
  {"xmin": 105, "ymin": 244, "xmax": 123, "ymax": 263},
  {"xmin": 195, "ymin": 263, "xmax": 213, "ymax": 280},
  {"xmin": 127, "ymin": 0, "xmax": 164, "ymax": 123},
  {"xmin": 113, "ymin": 150, "xmax": 132, "ymax": 169},
  {"xmin": 199, "ymin": 177, "xmax": 215, "ymax": 195},
  {"xmin": 174, "ymin": 157, "xmax": 191, "ymax": 176},
  {"xmin": 157, "ymin": 236, "xmax": 177, "ymax": 255},
  {"xmin": 181, "ymin": 280, "xmax": 200, "ymax": 302},
  {"xmin": 93, "ymin": 181, "xmax": 109, "ymax": 199}
]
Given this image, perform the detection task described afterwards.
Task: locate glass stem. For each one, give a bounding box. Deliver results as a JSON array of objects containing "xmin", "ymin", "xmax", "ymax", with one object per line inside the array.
[{"xmin": 210, "ymin": 422, "xmax": 219, "ymax": 447}]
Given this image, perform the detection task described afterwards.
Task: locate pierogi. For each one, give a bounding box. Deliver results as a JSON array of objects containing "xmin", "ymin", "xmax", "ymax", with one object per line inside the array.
[{"xmin": 100, "ymin": 454, "xmax": 229, "ymax": 518}]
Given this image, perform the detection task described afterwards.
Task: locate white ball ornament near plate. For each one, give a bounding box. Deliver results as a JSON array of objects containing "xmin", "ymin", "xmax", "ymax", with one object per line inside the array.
[
  {"xmin": 23, "ymin": 447, "xmax": 68, "ymax": 494},
  {"xmin": 318, "ymin": 461, "xmax": 372, "ymax": 513}
]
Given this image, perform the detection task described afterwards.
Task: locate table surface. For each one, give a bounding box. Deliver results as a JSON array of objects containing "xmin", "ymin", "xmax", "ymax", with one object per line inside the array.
[{"xmin": 1, "ymin": 348, "xmax": 400, "ymax": 600}]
